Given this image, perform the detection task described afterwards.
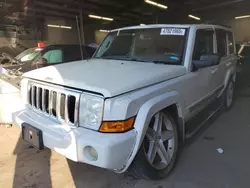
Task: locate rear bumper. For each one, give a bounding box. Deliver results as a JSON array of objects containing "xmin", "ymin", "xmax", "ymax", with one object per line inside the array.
[{"xmin": 13, "ymin": 109, "xmax": 137, "ymax": 171}]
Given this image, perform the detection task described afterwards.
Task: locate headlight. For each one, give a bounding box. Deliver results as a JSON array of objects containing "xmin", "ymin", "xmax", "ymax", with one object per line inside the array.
[{"xmin": 79, "ymin": 93, "xmax": 104, "ymax": 130}]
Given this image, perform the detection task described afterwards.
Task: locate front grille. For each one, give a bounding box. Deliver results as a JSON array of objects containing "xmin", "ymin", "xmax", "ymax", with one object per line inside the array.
[{"xmin": 28, "ymin": 82, "xmax": 81, "ymax": 126}]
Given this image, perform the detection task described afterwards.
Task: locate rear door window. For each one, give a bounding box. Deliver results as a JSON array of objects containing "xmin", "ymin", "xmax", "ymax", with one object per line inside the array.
[{"xmin": 216, "ymin": 29, "xmax": 227, "ymax": 57}]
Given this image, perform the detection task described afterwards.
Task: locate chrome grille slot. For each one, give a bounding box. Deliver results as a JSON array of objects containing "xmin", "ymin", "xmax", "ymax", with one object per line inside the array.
[
  {"xmin": 43, "ymin": 89, "xmax": 49, "ymax": 113},
  {"xmin": 60, "ymin": 94, "xmax": 66, "ymax": 119},
  {"xmin": 48, "ymin": 90, "xmax": 53, "ymax": 115},
  {"xmin": 31, "ymin": 85, "xmax": 36, "ymax": 107},
  {"xmin": 51, "ymin": 91, "xmax": 57, "ymax": 116},
  {"xmin": 37, "ymin": 87, "xmax": 42, "ymax": 110},
  {"xmin": 28, "ymin": 81, "xmax": 81, "ymax": 126},
  {"xmin": 56, "ymin": 93, "xmax": 61, "ymax": 119},
  {"xmin": 28, "ymin": 86, "xmax": 32, "ymax": 105},
  {"xmin": 68, "ymin": 95, "xmax": 76, "ymax": 123},
  {"xmin": 34, "ymin": 86, "xmax": 37, "ymax": 108}
]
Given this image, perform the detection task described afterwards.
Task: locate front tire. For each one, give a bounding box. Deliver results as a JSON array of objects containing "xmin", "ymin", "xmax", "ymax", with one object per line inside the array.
[{"xmin": 130, "ymin": 110, "xmax": 178, "ymax": 180}]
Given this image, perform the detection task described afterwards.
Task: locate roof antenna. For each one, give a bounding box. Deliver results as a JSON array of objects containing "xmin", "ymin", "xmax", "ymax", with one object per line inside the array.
[{"xmin": 76, "ymin": 15, "xmax": 84, "ymax": 60}]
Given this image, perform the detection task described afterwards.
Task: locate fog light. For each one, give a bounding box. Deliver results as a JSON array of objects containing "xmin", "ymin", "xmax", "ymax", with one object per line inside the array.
[{"xmin": 84, "ymin": 146, "xmax": 98, "ymax": 161}]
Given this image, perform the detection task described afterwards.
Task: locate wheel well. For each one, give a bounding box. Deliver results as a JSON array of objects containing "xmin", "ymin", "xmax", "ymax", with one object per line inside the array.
[
  {"xmin": 164, "ymin": 104, "xmax": 178, "ymax": 118},
  {"xmin": 164, "ymin": 104, "xmax": 185, "ymax": 143}
]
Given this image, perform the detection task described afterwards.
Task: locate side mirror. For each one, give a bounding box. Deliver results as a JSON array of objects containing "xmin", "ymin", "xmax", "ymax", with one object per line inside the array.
[{"xmin": 193, "ymin": 54, "xmax": 221, "ymax": 70}]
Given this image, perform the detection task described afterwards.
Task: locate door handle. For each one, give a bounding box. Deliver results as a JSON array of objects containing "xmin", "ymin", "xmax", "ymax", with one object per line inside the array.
[
  {"xmin": 226, "ymin": 62, "xmax": 232, "ymax": 67},
  {"xmin": 211, "ymin": 68, "xmax": 218, "ymax": 74}
]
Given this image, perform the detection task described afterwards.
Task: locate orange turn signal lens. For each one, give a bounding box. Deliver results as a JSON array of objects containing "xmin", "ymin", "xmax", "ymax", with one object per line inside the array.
[{"xmin": 99, "ymin": 117, "xmax": 136, "ymax": 133}]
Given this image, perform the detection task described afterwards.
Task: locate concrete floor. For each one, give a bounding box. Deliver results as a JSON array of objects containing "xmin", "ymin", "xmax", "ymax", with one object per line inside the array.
[{"xmin": 1, "ymin": 62, "xmax": 250, "ymax": 188}]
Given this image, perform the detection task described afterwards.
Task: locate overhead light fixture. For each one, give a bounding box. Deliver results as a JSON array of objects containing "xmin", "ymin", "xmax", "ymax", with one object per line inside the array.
[
  {"xmin": 156, "ymin": 4, "xmax": 168, "ymax": 9},
  {"xmin": 145, "ymin": 0, "xmax": 158, "ymax": 6},
  {"xmin": 60, "ymin": 25, "xmax": 72, "ymax": 29},
  {"xmin": 47, "ymin": 24, "xmax": 72, "ymax": 29},
  {"xmin": 99, "ymin": 29, "xmax": 110, "ymax": 33},
  {"xmin": 188, "ymin": 14, "xmax": 201, "ymax": 20},
  {"xmin": 145, "ymin": 0, "xmax": 168, "ymax": 9},
  {"xmin": 89, "ymin": 14, "xmax": 113, "ymax": 21},
  {"xmin": 89, "ymin": 15, "xmax": 102, "ymax": 19},
  {"xmin": 47, "ymin": 24, "xmax": 60, "ymax": 28},
  {"xmin": 140, "ymin": 24, "xmax": 146, "ymax": 26},
  {"xmin": 235, "ymin": 15, "xmax": 250, "ymax": 19},
  {"xmin": 102, "ymin": 17, "xmax": 113, "ymax": 21}
]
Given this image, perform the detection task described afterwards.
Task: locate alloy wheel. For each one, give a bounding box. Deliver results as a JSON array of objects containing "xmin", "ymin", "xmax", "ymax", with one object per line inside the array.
[{"xmin": 143, "ymin": 112, "xmax": 175, "ymax": 170}]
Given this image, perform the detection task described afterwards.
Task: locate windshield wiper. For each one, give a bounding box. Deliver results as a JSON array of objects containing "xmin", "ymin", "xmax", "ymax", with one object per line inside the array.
[
  {"xmin": 152, "ymin": 60, "xmax": 177, "ymax": 65},
  {"xmin": 129, "ymin": 57, "xmax": 151, "ymax": 63},
  {"xmin": 98, "ymin": 56, "xmax": 176, "ymax": 64},
  {"xmin": 98, "ymin": 56, "xmax": 150, "ymax": 62},
  {"xmin": 98, "ymin": 56, "xmax": 130, "ymax": 61}
]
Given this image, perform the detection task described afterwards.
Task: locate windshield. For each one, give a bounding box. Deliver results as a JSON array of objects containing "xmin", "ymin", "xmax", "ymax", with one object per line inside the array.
[
  {"xmin": 15, "ymin": 47, "xmax": 42, "ymax": 62},
  {"xmin": 94, "ymin": 27, "xmax": 187, "ymax": 65}
]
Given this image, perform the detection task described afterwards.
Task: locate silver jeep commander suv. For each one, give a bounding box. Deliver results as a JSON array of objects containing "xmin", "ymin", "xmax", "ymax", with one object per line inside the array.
[{"xmin": 13, "ymin": 24, "xmax": 236, "ymax": 179}]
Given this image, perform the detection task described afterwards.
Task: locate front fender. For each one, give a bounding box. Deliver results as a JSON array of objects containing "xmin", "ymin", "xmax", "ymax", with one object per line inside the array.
[{"xmin": 119, "ymin": 91, "xmax": 184, "ymax": 173}]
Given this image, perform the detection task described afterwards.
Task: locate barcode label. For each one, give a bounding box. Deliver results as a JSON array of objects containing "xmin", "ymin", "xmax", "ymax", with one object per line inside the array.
[{"xmin": 160, "ymin": 28, "xmax": 186, "ymax": 36}]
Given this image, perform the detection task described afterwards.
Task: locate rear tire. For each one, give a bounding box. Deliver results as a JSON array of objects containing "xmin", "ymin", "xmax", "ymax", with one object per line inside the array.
[
  {"xmin": 129, "ymin": 110, "xmax": 178, "ymax": 180},
  {"xmin": 223, "ymin": 78, "xmax": 235, "ymax": 110}
]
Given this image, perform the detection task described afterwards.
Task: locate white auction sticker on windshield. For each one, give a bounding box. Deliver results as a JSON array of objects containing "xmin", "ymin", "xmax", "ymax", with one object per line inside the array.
[{"xmin": 160, "ymin": 28, "xmax": 186, "ymax": 36}]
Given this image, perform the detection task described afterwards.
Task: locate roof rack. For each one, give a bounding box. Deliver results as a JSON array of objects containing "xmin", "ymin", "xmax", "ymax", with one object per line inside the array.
[{"xmin": 202, "ymin": 21, "xmax": 231, "ymax": 28}]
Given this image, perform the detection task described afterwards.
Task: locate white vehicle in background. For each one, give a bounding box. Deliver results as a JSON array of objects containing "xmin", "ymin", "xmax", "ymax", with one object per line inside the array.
[
  {"xmin": 0, "ymin": 46, "xmax": 43, "ymax": 124},
  {"xmin": 13, "ymin": 24, "xmax": 237, "ymax": 179}
]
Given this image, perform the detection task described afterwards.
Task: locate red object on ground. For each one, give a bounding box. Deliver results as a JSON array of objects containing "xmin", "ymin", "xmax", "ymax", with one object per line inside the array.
[{"xmin": 37, "ymin": 42, "xmax": 45, "ymax": 48}]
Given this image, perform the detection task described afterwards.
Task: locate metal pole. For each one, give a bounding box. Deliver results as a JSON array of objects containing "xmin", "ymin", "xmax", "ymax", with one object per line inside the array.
[
  {"xmin": 76, "ymin": 16, "xmax": 84, "ymax": 60},
  {"xmin": 79, "ymin": 9, "xmax": 85, "ymax": 45}
]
